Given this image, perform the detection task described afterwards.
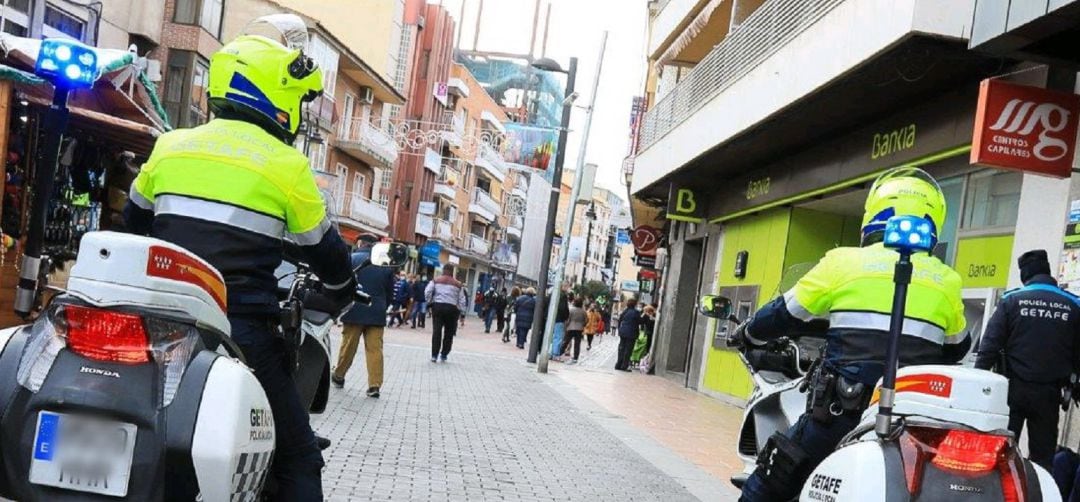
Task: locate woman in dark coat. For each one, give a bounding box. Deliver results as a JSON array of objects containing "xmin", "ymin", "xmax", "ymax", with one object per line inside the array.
[{"xmin": 513, "ymin": 287, "xmax": 537, "ymax": 349}]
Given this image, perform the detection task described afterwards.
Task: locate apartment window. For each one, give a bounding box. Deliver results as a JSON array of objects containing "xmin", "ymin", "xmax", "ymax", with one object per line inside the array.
[
  {"xmin": 375, "ymin": 167, "xmax": 391, "ymax": 207},
  {"xmin": 340, "ymin": 93, "xmax": 356, "ymax": 138},
  {"xmin": 308, "ymin": 36, "xmax": 339, "ymax": 99},
  {"xmin": 44, "ymin": 4, "xmax": 84, "ymax": 39},
  {"xmin": 353, "ymin": 172, "xmax": 367, "ymax": 199},
  {"xmin": 962, "ymin": 171, "xmax": 1022, "ymax": 230},
  {"xmin": 162, "ymin": 50, "xmax": 210, "ymax": 128},
  {"xmin": 334, "ymin": 164, "xmax": 348, "ymax": 213},
  {"xmin": 3, "ymin": 20, "xmax": 26, "ymax": 36},
  {"xmin": 174, "ymin": 0, "xmax": 225, "ymax": 39},
  {"xmin": 308, "ymin": 142, "xmax": 327, "ymax": 172}
]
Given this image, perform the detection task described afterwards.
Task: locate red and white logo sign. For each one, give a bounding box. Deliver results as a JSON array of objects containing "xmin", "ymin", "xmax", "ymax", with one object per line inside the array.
[
  {"xmin": 630, "ymin": 226, "xmax": 662, "ymax": 256},
  {"xmin": 972, "ymin": 79, "xmax": 1080, "ymax": 178}
]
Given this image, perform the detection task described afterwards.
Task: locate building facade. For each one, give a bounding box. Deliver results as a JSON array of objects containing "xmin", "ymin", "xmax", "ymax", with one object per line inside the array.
[{"xmin": 628, "ymin": 0, "xmax": 1080, "ymax": 402}]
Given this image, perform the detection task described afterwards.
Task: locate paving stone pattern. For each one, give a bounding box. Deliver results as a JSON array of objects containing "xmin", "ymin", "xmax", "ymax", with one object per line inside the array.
[{"xmin": 313, "ymin": 342, "xmax": 701, "ymax": 501}]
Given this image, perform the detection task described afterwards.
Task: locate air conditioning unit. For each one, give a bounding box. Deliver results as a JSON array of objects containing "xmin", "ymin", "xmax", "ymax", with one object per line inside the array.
[{"xmin": 359, "ymin": 86, "xmax": 374, "ymax": 105}]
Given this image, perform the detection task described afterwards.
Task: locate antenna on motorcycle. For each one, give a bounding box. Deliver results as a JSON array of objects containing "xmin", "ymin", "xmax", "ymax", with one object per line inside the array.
[{"xmin": 875, "ymin": 215, "xmax": 936, "ymax": 439}]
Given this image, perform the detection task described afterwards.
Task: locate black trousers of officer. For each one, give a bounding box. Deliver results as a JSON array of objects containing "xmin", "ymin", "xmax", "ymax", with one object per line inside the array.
[{"xmin": 1007, "ymin": 379, "xmax": 1060, "ymax": 471}]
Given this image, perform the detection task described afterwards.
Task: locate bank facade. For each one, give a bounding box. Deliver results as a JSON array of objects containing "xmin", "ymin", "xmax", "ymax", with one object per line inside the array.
[{"xmin": 630, "ymin": 0, "xmax": 1080, "ymax": 404}]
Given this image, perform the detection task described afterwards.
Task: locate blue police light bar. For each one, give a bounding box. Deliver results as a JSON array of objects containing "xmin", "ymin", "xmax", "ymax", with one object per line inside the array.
[
  {"xmin": 35, "ymin": 39, "xmax": 98, "ymax": 89},
  {"xmin": 883, "ymin": 215, "xmax": 935, "ymax": 253}
]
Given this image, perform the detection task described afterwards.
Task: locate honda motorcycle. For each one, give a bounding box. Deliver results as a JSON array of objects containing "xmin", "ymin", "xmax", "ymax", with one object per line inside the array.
[{"xmin": 701, "ymin": 215, "xmax": 1061, "ymax": 501}]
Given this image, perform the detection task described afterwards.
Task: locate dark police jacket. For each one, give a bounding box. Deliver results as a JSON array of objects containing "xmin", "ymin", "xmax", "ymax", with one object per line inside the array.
[{"xmin": 975, "ymin": 275, "xmax": 1080, "ymax": 384}]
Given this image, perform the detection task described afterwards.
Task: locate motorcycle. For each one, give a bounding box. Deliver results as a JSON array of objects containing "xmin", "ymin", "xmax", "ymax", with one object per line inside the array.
[{"xmin": 700, "ymin": 215, "xmax": 1061, "ymax": 501}]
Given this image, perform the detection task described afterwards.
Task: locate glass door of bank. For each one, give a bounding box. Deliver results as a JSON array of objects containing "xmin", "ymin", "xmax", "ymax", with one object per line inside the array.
[{"xmin": 961, "ymin": 287, "xmax": 1002, "ymax": 366}]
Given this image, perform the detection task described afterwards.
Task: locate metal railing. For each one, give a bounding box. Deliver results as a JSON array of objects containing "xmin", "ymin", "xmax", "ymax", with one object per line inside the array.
[
  {"xmin": 638, "ymin": 0, "xmax": 844, "ymax": 150},
  {"xmin": 471, "ymin": 187, "xmax": 501, "ymax": 216},
  {"xmin": 509, "ymin": 215, "xmax": 524, "ymax": 230},
  {"xmin": 468, "ymin": 234, "xmax": 490, "ymax": 256},
  {"xmin": 343, "ymin": 192, "xmax": 390, "ymax": 230},
  {"xmin": 434, "ymin": 218, "xmax": 454, "ymax": 241},
  {"xmin": 338, "ymin": 116, "xmax": 400, "ymax": 166}
]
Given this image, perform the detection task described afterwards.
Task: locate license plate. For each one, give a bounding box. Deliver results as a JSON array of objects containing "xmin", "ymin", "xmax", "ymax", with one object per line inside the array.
[{"xmin": 28, "ymin": 411, "xmax": 136, "ymax": 497}]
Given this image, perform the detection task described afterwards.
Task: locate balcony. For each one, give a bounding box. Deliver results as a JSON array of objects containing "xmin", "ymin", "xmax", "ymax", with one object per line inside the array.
[
  {"xmin": 506, "ymin": 215, "xmax": 524, "ymax": 239},
  {"xmin": 494, "ymin": 248, "xmax": 519, "ymax": 268},
  {"xmin": 434, "ymin": 218, "xmax": 454, "ymax": 242},
  {"xmin": 441, "ymin": 110, "xmax": 465, "ymax": 148},
  {"xmin": 632, "ymin": 0, "xmax": 976, "ymax": 193},
  {"xmin": 475, "ymin": 143, "xmax": 507, "ymax": 183},
  {"xmin": 433, "ymin": 182, "xmax": 456, "ymax": 200},
  {"xmin": 468, "ymin": 234, "xmax": 490, "ymax": 256},
  {"xmin": 337, "ymin": 117, "xmax": 400, "ymax": 167},
  {"xmin": 649, "ymin": 0, "xmax": 732, "ymax": 64},
  {"xmin": 469, "ymin": 188, "xmax": 500, "ymax": 223},
  {"xmin": 339, "ymin": 193, "xmax": 390, "ymax": 232},
  {"xmin": 415, "ymin": 213, "xmax": 434, "ymax": 238}
]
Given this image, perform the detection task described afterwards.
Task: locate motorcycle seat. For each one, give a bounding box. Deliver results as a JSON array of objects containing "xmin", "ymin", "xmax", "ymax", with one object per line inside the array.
[{"xmin": 302, "ymin": 309, "xmax": 333, "ymax": 326}]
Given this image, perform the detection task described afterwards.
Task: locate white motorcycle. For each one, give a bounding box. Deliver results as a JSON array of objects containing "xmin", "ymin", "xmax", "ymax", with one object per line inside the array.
[{"xmin": 702, "ymin": 214, "xmax": 1061, "ymax": 501}]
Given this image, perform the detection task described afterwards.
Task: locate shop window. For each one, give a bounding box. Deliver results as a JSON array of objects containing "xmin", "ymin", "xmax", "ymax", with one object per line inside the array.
[
  {"xmin": 44, "ymin": 4, "xmax": 84, "ymax": 40},
  {"xmin": 174, "ymin": 0, "xmax": 224, "ymax": 39},
  {"xmin": 962, "ymin": 171, "xmax": 1022, "ymax": 231},
  {"xmin": 163, "ymin": 50, "xmax": 210, "ymax": 129},
  {"xmin": 937, "ymin": 177, "xmax": 964, "ymax": 265}
]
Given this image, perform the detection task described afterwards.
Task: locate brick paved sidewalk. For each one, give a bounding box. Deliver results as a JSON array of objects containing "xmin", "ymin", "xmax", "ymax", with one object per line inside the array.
[
  {"xmin": 381, "ymin": 321, "xmax": 746, "ymax": 482},
  {"xmin": 316, "ymin": 341, "xmax": 718, "ymax": 500}
]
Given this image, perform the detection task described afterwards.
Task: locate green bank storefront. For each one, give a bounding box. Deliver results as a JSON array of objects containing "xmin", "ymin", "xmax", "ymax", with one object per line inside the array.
[{"xmin": 698, "ymin": 89, "xmax": 1022, "ymax": 400}]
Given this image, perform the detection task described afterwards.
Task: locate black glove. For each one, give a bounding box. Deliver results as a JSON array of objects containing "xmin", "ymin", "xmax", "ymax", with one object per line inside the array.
[
  {"xmin": 304, "ymin": 276, "xmax": 357, "ymax": 316},
  {"xmin": 727, "ymin": 321, "xmax": 749, "ymax": 348}
]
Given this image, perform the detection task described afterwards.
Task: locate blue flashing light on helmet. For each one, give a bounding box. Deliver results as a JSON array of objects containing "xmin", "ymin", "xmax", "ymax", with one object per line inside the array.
[
  {"xmin": 883, "ymin": 215, "xmax": 935, "ymax": 254},
  {"xmin": 35, "ymin": 39, "xmax": 98, "ymax": 89}
]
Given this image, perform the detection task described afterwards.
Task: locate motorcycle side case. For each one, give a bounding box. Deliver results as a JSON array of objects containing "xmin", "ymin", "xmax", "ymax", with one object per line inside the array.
[
  {"xmin": 189, "ymin": 355, "xmax": 276, "ymax": 502},
  {"xmin": 799, "ymin": 440, "xmax": 1061, "ymax": 502}
]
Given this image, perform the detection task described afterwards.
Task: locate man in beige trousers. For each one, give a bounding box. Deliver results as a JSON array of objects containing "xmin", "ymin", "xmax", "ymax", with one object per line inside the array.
[{"xmin": 332, "ymin": 234, "xmax": 396, "ymax": 398}]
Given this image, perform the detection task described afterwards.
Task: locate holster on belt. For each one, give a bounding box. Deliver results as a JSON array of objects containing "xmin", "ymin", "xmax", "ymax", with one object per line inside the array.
[{"xmin": 807, "ymin": 366, "xmax": 869, "ymax": 424}]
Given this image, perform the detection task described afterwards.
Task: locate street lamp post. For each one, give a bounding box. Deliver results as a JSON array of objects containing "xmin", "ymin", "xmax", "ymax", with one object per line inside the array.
[
  {"xmin": 580, "ymin": 202, "xmax": 596, "ymax": 285},
  {"xmin": 532, "ymin": 31, "xmax": 608, "ymax": 373},
  {"xmin": 526, "ymin": 56, "xmax": 578, "ymax": 364}
]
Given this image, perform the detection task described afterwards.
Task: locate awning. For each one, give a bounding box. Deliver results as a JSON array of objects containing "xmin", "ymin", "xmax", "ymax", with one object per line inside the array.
[
  {"xmin": 20, "ymin": 91, "xmax": 160, "ymax": 154},
  {"xmin": 656, "ymin": 0, "xmax": 725, "ymax": 69}
]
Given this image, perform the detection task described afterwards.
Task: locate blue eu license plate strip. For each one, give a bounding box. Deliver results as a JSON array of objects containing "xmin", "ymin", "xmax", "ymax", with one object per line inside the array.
[{"xmin": 33, "ymin": 412, "xmax": 59, "ymax": 461}]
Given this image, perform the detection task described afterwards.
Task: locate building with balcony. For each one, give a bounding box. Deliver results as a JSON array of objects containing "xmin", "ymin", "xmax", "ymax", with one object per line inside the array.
[
  {"xmin": 627, "ymin": 0, "xmax": 1080, "ymax": 401},
  {"xmin": 227, "ymin": 0, "xmax": 406, "ymax": 242}
]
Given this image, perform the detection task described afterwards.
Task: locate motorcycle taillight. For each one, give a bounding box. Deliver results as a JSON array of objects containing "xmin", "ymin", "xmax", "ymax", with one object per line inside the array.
[
  {"xmin": 898, "ymin": 426, "xmax": 1023, "ymax": 501},
  {"xmin": 17, "ymin": 303, "xmax": 200, "ymax": 407},
  {"xmin": 64, "ymin": 305, "xmax": 151, "ymax": 364}
]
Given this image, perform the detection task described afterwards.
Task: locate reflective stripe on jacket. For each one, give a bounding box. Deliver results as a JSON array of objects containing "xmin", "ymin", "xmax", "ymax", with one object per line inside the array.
[
  {"xmin": 124, "ymin": 118, "xmax": 352, "ymax": 313},
  {"xmin": 749, "ymin": 243, "xmax": 967, "ymax": 385}
]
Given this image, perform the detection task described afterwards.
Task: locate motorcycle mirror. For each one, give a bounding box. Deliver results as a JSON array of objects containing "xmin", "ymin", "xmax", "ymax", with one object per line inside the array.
[
  {"xmin": 698, "ymin": 295, "xmax": 733, "ymax": 319},
  {"xmin": 370, "ymin": 242, "xmax": 408, "ymax": 268}
]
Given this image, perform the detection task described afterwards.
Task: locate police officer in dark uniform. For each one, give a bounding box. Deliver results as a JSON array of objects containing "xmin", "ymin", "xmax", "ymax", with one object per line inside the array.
[{"xmin": 975, "ymin": 249, "xmax": 1080, "ymax": 470}]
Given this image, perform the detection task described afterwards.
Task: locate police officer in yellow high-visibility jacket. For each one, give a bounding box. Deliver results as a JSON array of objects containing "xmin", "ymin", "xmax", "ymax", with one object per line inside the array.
[
  {"xmin": 123, "ymin": 16, "xmax": 353, "ymax": 501},
  {"xmin": 739, "ymin": 168, "xmax": 969, "ymax": 502}
]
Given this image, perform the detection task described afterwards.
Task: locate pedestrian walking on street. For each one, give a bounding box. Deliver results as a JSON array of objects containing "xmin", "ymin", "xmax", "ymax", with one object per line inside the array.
[
  {"xmin": 563, "ymin": 298, "xmax": 587, "ymax": 363},
  {"xmin": 494, "ymin": 288, "xmax": 509, "ymax": 333},
  {"xmin": 585, "ymin": 304, "xmax": 601, "ymax": 350},
  {"xmin": 976, "ymin": 250, "xmax": 1080, "ymax": 470},
  {"xmin": 513, "ymin": 287, "xmax": 537, "ymax": 349},
  {"xmin": 616, "ymin": 299, "xmax": 642, "ymax": 371},
  {"xmin": 333, "ymin": 234, "xmax": 395, "ymax": 398},
  {"xmin": 503, "ymin": 287, "xmax": 520, "ymax": 343},
  {"xmin": 483, "ymin": 287, "xmax": 498, "ymax": 333},
  {"xmin": 548, "ymin": 286, "xmax": 571, "ymax": 357},
  {"xmin": 388, "ymin": 272, "xmax": 409, "ymax": 327},
  {"xmin": 426, "ymin": 265, "xmax": 468, "ymax": 362},
  {"xmin": 409, "ymin": 274, "xmax": 428, "ymax": 328}
]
